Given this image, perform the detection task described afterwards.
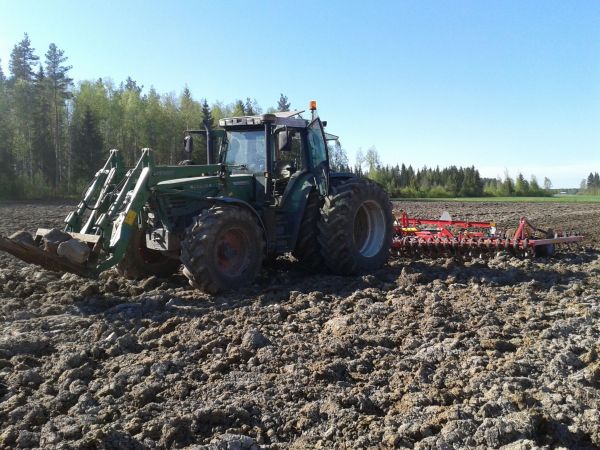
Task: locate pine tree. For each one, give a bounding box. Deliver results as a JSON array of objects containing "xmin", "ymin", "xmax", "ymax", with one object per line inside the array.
[
  {"xmin": 0, "ymin": 59, "xmax": 14, "ymax": 198},
  {"xmin": 45, "ymin": 43, "xmax": 73, "ymax": 187},
  {"xmin": 124, "ymin": 76, "xmax": 142, "ymax": 94},
  {"xmin": 9, "ymin": 33, "xmax": 39, "ymax": 82},
  {"xmin": 0, "ymin": 58, "xmax": 5, "ymax": 85},
  {"xmin": 201, "ymin": 99, "xmax": 213, "ymax": 128},
  {"xmin": 244, "ymin": 97, "xmax": 255, "ymax": 115},
  {"xmin": 9, "ymin": 34, "xmax": 40, "ymax": 182},
  {"xmin": 587, "ymin": 173, "xmax": 594, "ymax": 190},
  {"xmin": 32, "ymin": 66, "xmax": 54, "ymax": 187},
  {"xmin": 71, "ymin": 107, "xmax": 104, "ymax": 183},
  {"xmin": 277, "ymin": 93, "xmax": 290, "ymax": 112},
  {"xmin": 233, "ymin": 99, "xmax": 245, "ymax": 116}
]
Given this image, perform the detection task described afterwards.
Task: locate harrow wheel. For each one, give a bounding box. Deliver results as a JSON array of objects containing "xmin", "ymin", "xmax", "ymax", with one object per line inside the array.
[
  {"xmin": 318, "ymin": 178, "xmax": 394, "ymax": 274},
  {"xmin": 181, "ymin": 206, "xmax": 264, "ymax": 294}
]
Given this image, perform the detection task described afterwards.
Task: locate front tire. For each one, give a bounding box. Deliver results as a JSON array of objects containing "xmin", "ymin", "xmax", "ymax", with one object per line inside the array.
[
  {"xmin": 180, "ymin": 206, "xmax": 265, "ymax": 293},
  {"xmin": 318, "ymin": 178, "xmax": 394, "ymax": 274},
  {"xmin": 292, "ymin": 190, "xmax": 324, "ymax": 271}
]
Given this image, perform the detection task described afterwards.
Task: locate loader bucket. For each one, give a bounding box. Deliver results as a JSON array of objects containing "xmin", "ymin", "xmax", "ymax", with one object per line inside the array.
[{"xmin": 0, "ymin": 234, "xmax": 94, "ymax": 278}]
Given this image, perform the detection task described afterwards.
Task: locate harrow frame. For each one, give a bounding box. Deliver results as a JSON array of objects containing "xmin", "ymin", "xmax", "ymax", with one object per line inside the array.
[{"xmin": 392, "ymin": 211, "xmax": 584, "ymax": 258}]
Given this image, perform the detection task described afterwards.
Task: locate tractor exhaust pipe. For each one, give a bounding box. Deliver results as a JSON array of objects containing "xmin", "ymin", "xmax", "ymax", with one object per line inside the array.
[{"xmin": 204, "ymin": 120, "xmax": 212, "ymax": 165}]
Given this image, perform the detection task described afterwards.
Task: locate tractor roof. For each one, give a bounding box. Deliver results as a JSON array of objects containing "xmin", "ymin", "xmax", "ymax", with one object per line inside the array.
[{"xmin": 218, "ymin": 110, "xmax": 308, "ymax": 129}]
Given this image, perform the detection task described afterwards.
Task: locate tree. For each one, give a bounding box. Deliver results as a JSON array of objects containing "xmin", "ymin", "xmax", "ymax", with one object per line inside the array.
[
  {"xmin": 9, "ymin": 34, "xmax": 40, "ymax": 182},
  {"xmin": 31, "ymin": 66, "xmax": 54, "ymax": 186},
  {"xmin": 277, "ymin": 93, "xmax": 290, "ymax": 112},
  {"xmin": 232, "ymin": 99, "xmax": 246, "ymax": 116},
  {"xmin": 543, "ymin": 177, "xmax": 552, "ymax": 191},
  {"xmin": 500, "ymin": 170, "xmax": 514, "ymax": 196},
  {"xmin": 0, "ymin": 59, "xmax": 14, "ymax": 198},
  {"xmin": 0, "ymin": 58, "xmax": 5, "ymax": 85},
  {"xmin": 71, "ymin": 107, "xmax": 104, "ymax": 184},
  {"xmin": 123, "ymin": 76, "xmax": 142, "ymax": 94},
  {"xmin": 365, "ymin": 146, "xmax": 380, "ymax": 174},
  {"xmin": 529, "ymin": 175, "xmax": 542, "ymax": 195},
  {"xmin": 201, "ymin": 99, "xmax": 214, "ymax": 129},
  {"xmin": 244, "ymin": 97, "xmax": 261, "ymax": 115},
  {"xmin": 329, "ymin": 140, "xmax": 349, "ymax": 172},
  {"xmin": 587, "ymin": 172, "xmax": 595, "ymax": 190},
  {"xmin": 9, "ymin": 33, "xmax": 39, "ymax": 81},
  {"xmin": 515, "ymin": 173, "xmax": 530, "ymax": 196},
  {"xmin": 45, "ymin": 43, "xmax": 73, "ymax": 187},
  {"xmin": 354, "ymin": 148, "xmax": 365, "ymax": 175},
  {"xmin": 244, "ymin": 97, "xmax": 255, "ymax": 115}
]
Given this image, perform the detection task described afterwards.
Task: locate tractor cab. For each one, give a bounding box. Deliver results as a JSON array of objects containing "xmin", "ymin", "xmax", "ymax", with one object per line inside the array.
[{"xmin": 216, "ymin": 104, "xmax": 332, "ymax": 206}]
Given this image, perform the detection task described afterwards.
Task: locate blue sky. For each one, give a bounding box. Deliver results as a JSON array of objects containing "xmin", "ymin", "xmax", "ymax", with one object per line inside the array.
[{"xmin": 1, "ymin": 0, "xmax": 599, "ymax": 187}]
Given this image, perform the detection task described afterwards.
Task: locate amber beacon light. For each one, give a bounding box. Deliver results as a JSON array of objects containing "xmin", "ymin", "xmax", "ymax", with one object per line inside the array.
[{"xmin": 309, "ymin": 100, "xmax": 317, "ymax": 110}]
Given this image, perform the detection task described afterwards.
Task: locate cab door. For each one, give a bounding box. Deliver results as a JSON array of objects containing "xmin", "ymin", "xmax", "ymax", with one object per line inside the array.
[{"xmin": 306, "ymin": 118, "xmax": 329, "ymax": 196}]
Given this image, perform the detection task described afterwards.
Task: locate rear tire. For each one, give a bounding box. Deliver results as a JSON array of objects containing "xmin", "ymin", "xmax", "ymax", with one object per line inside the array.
[
  {"xmin": 318, "ymin": 178, "xmax": 394, "ymax": 274},
  {"xmin": 292, "ymin": 190, "xmax": 323, "ymax": 271},
  {"xmin": 116, "ymin": 227, "xmax": 181, "ymax": 279},
  {"xmin": 180, "ymin": 206, "xmax": 264, "ymax": 293}
]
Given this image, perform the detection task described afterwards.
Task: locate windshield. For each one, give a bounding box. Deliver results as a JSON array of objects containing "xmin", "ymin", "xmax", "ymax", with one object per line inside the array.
[{"xmin": 225, "ymin": 130, "xmax": 266, "ymax": 173}]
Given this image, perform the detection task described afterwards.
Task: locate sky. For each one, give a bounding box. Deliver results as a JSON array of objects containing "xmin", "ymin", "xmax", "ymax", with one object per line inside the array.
[{"xmin": 1, "ymin": 0, "xmax": 599, "ymax": 188}]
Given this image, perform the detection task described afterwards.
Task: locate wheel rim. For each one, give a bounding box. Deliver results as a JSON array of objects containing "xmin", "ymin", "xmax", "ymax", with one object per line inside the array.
[
  {"xmin": 216, "ymin": 227, "xmax": 250, "ymax": 276},
  {"xmin": 353, "ymin": 200, "xmax": 386, "ymax": 258}
]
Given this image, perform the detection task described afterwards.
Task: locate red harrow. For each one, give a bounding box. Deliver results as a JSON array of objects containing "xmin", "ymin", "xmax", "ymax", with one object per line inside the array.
[{"xmin": 392, "ymin": 211, "xmax": 584, "ymax": 259}]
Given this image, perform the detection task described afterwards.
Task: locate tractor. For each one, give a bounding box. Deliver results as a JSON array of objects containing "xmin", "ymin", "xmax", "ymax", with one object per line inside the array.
[{"xmin": 0, "ymin": 102, "xmax": 394, "ymax": 293}]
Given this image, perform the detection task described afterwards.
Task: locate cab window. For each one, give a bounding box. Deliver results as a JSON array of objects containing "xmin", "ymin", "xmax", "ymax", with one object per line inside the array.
[
  {"xmin": 307, "ymin": 120, "xmax": 327, "ymax": 168},
  {"xmin": 225, "ymin": 130, "xmax": 265, "ymax": 174}
]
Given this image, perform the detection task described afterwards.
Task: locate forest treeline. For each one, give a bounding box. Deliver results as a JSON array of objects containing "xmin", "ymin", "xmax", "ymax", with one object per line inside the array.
[
  {"xmin": 0, "ymin": 33, "xmax": 566, "ymax": 200},
  {"xmin": 583, "ymin": 172, "xmax": 600, "ymax": 195},
  {"xmin": 351, "ymin": 159, "xmax": 554, "ymax": 198}
]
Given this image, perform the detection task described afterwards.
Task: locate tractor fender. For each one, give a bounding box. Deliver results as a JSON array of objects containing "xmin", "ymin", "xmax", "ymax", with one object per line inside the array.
[
  {"xmin": 205, "ymin": 196, "xmax": 269, "ymax": 250},
  {"xmin": 329, "ymin": 172, "xmax": 358, "ymax": 188}
]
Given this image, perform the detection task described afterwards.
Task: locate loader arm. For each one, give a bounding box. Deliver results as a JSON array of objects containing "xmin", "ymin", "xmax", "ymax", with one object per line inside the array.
[{"xmin": 0, "ymin": 149, "xmax": 156, "ymax": 277}]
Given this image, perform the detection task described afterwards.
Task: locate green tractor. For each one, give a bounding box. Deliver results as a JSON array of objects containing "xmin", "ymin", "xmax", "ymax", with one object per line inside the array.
[{"xmin": 0, "ymin": 102, "xmax": 394, "ymax": 293}]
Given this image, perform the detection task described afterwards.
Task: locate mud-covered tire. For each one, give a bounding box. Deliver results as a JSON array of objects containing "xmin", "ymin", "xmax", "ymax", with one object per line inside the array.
[
  {"xmin": 292, "ymin": 190, "xmax": 323, "ymax": 271},
  {"xmin": 318, "ymin": 178, "xmax": 394, "ymax": 274},
  {"xmin": 180, "ymin": 206, "xmax": 265, "ymax": 294},
  {"xmin": 116, "ymin": 227, "xmax": 181, "ymax": 279}
]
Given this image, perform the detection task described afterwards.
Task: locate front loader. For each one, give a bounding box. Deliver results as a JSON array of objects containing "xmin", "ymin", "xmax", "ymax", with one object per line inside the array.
[{"xmin": 0, "ymin": 102, "xmax": 395, "ymax": 293}]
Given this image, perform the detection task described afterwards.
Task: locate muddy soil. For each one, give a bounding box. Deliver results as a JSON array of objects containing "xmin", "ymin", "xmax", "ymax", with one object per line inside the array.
[{"xmin": 0, "ymin": 201, "xmax": 599, "ymax": 449}]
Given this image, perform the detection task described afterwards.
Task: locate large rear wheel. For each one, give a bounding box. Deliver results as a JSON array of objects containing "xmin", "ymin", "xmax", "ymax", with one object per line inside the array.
[
  {"xmin": 180, "ymin": 206, "xmax": 265, "ymax": 293},
  {"xmin": 318, "ymin": 178, "xmax": 394, "ymax": 274}
]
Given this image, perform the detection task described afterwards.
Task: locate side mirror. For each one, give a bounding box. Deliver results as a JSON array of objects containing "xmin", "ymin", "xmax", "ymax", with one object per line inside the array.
[
  {"xmin": 277, "ymin": 131, "xmax": 290, "ymax": 152},
  {"xmin": 184, "ymin": 135, "xmax": 194, "ymax": 155}
]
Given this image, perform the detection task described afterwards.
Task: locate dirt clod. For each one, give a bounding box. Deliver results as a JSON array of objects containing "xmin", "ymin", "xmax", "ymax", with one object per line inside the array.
[{"xmin": 0, "ymin": 200, "xmax": 599, "ymax": 448}]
